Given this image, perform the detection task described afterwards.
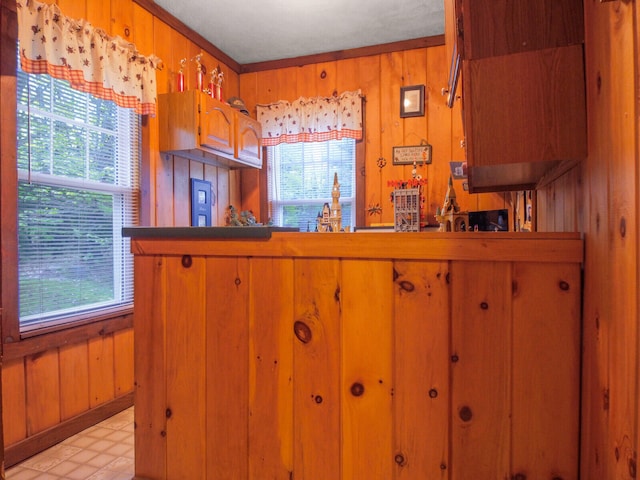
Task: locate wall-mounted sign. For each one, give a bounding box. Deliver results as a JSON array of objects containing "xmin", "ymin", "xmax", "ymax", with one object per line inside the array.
[{"xmin": 392, "ymin": 144, "xmax": 432, "ymax": 165}]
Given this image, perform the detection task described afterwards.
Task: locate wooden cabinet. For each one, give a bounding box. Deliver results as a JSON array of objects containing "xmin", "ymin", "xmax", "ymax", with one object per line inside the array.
[
  {"xmin": 158, "ymin": 90, "xmax": 262, "ymax": 169},
  {"xmin": 129, "ymin": 230, "xmax": 583, "ymax": 480},
  {"xmin": 445, "ymin": 0, "xmax": 587, "ymax": 193}
]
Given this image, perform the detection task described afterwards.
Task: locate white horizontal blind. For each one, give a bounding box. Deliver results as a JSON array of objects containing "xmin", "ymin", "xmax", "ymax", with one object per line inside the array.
[
  {"xmin": 267, "ymin": 138, "xmax": 355, "ymax": 231},
  {"xmin": 16, "ymin": 65, "xmax": 139, "ymax": 329}
]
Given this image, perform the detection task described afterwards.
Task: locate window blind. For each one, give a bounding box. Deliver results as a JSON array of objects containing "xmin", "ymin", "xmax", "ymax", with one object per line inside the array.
[
  {"xmin": 17, "ymin": 67, "xmax": 139, "ymax": 329},
  {"xmin": 267, "ymin": 138, "xmax": 355, "ymax": 231}
]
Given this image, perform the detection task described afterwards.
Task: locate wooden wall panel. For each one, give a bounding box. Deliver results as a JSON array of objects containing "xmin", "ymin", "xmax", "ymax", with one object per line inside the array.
[
  {"xmin": 535, "ymin": 0, "xmax": 639, "ymax": 478},
  {"xmin": 25, "ymin": 350, "xmax": 61, "ymax": 435},
  {"xmin": 113, "ymin": 329, "xmax": 134, "ymax": 397},
  {"xmin": 341, "ymin": 260, "xmax": 394, "ymax": 479},
  {"xmin": 248, "ymin": 258, "xmax": 294, "ymax": 479},
  {"xmin": 110, "ymin": 0, "xmax": 132, "ymax": 38},
  {"xmin": 511, "ymin": 262, "xmax": 581, "ymax": 478},
  {"xmin": 88, "ymin": 335, "xmax": 115, "ymax": 408},
  {"xmin": 393, "ymin": 260, "xmax": 450, "ymax": 478},
  {"xmin": 165, "ymin": 256, "xmax": 207, "ymax": 479},
  {"xmin": 2, "ymin": 359, "xmax": 26, "ymax": 445},
  {"xmin": 59, "ymin": 343, "xmax": 90, "ymax": 419},
  {"xmin": 451, "ymin": 261, "xmax": 511, "ymax": 479},
  {"xmin": 292, "ymin": 259, "xmax": 341, "ymax": 480},
  {"xmin": 134, "ymin": 255, "xmax": 167, "ymax": 479},
  {"xmin": 205, "ymin": 257, "xmax": 250, "ymax": 479}
]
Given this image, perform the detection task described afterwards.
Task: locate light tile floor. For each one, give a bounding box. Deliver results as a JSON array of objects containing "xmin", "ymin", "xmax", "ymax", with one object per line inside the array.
[{"xmin": 6, "ymin": 407, "xmax": 134, "ymax": 480}]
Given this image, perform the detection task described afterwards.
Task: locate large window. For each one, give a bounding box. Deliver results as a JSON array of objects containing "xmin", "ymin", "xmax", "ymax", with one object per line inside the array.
[
  {"xmin": 267, "ymin": 138, "xmax": 356, "ymax": 231},
  {"xmin": 16, "ymin": 67, "xmax": 139, "ymax": 330}
]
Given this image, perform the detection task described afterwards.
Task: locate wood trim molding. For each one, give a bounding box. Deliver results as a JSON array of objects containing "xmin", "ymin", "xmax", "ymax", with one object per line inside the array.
[
  {"xmin": 240, "ymin": 35, "xmax": 446, "ymax": 73},
  {"xmin": 3, "ymin": 311, "xmax": 133, "ymax": 361},
  {"xmin": 4, "ymin": 393, "xmax": 134, "ymax": 468}
]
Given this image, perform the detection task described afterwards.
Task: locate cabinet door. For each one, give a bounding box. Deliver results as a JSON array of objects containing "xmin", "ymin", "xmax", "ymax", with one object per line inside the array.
[
  {"xmin": 235, "ymin": 115, "xmax": 262, "ymax": 168},
  {"xmin": 463, "ymin": 45, "xmax": 586, "ymax": 169},
  {"xmin": 460, "ymin": 0, "xmax": 584, "ymax": 59},
  {"xmin": 200, "ymin": 97, "xmax": 234, "ymax": 156}
]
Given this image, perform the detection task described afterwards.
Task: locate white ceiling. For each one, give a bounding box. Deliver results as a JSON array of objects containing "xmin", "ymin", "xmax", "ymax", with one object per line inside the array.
[{"xmin": 153, "ymin": 0, "xmax": 445, "ymax": 65}]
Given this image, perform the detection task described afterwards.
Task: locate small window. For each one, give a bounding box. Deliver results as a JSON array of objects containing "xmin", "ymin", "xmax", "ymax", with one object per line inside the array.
[
  {"xmin": 267, "ymin": 138, "xmax": 356, "ymax": 231},
  {"xmin": 16, "ymin": 66, "xmax": 139, "ymax": 331}
]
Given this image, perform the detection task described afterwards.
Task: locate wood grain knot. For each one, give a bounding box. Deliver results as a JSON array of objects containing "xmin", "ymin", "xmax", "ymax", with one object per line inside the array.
[
  {"xmin": 234, "ymin": 277, "xmax": 241, "ymax": 286},
  {"xmin": 451, "ymin": 354, "xmax": 459, "ymax": 363},
  {"xmin": 294, "ymin": 321, "xmax": 312, "ymax": 344},
  {"xmin": 165, "ymin": 408, "xmax": 172, "ymax": 418},
  {"xmin": 428, "ymin": 388, "xmax": 438, "ymax": 399},
  {"xmin": 320, "ymin": 70, "xmax": 327, "ymax": 79},
  {"xmin": 440, "ymin": 463, "xmax": 447, "ymax": 470},
  {"xmin": 559, "ymin": 280, "xmax": 570, "ymax": 291},
  {"xmin": 615, "ymin": 447, "xmax": 620, "ymax": 461},
  {"xmin": 350, "ymin": 382, "xmax": 365, "ymax": 397},
  {"xmin": 181, "ymin": 255, "xmax": 192, "ymax": 268},
  {"xmin": 480, "ymin": 302, "xmax": 489, "ymax": 310},
  {"xmin": 459, "ymin": 406, "xmax": 472, "ymax": 422},
  {"xmin": 552, "ymin": 477, "xmax": 564, "ymax": 480},
  {"xmin": 394, "ymin": 454, "xmax": 406, "ymax": 466},
  {"xmin": 124, "ymin": 27, "xmax": 130, "ymax": 37},
  {"xmin": 629, "ymin": 457, "xmax": 636, "ymax": 478},
  {"xmin": 314, "ymin": 395, "xmax": 323, "ymax": 404},
  {"xmin": 512, "ymin": 474, "xmax": 526, "ymax": 480},
  {"xmin": 398, "ymin": 280, "xmax": 415, "ymax": 292},
  {"xmin": 160, "ymin": 430, "xmax": 166, "ymax": 437},
  {"xmin": 620, "ymin": 216, "xmax": 627, "ymax": 238}
]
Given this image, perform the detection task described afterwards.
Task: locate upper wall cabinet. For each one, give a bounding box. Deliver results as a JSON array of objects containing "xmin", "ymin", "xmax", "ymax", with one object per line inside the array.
[
  {"xmin": 457, "ymin": 0, "xmax": 584, "ymax": 60},
  {"xmin": 159, "ymin": 91, "xmax": 262, "ymax": 169},
  {"xmin": 445, "ymin": 0, "xmax": 587, "ymax": 193}
]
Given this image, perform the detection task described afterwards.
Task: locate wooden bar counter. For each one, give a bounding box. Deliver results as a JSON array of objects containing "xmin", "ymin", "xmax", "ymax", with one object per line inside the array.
[{"xmin": 125, "ymin": 229, "xmax": 583, "ymax": 480}]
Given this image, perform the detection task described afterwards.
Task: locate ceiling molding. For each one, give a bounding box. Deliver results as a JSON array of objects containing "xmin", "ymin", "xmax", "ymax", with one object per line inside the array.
[{"xmin": 239, "ymin": 35, "xmax": 446, "ymax": 74}]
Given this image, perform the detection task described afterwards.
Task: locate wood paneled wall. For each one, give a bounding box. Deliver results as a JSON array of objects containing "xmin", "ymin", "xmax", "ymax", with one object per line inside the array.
[
  {"xmin": 1, "ymin": 0, "xmax": 242, "ymax": 466},
  {"xmin": 132, "ymin": 233, "xmax": 583, "ymax": 479},
  {"xmin": 238, "ymin": 47, "xmax": 507, "ymax": 227},
  {"xmin": 536, "ymin": 1, "xmax": 639, "ymax": 478}
]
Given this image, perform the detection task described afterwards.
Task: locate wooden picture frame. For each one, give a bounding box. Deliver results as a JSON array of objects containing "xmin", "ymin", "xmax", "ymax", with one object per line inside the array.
[{"xmin": 400, "ymin": 85, "xmax": 425, "ymax": 118}]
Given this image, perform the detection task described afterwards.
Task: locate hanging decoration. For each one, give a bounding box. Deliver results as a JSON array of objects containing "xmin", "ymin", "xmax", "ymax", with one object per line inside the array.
[
  {"xmin": 17, "ymin": 0, "xmax": 162, "ymax": 115},
  {"xmin": 256, "ymin": 90, "xmax": 363, "ymax": 146}
]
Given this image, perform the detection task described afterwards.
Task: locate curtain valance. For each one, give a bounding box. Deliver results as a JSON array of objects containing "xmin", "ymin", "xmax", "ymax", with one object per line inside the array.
[
  {"xmin": 17, "ymin": 0, "xmax": 161, "ymax": 115},
  {"xmin": 257, "ymin": 90, "xmax": 363, "ymax": 146}
]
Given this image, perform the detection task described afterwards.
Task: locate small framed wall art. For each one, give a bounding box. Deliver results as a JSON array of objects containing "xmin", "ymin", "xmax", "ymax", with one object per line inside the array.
[{"xmin": 400, "ymin": 85, "xmax": 425, "ymax": 118}]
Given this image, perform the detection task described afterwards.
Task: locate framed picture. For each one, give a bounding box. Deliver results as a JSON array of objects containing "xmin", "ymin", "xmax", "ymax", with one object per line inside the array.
[
  {"xmin": 190, "ymin": 178, "xmax": 213, "ymax": 226},
  {"xmin": 400, "ymin": 85, "xmax": 425, "ymax": 118}
]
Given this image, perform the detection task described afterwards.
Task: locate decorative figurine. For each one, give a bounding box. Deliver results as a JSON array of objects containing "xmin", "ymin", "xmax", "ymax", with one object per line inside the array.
[
  {"xmin": 208, "ymin": 67, "xmax": 218, "ymax": 99},
  {"xmin": 215, "ymin": 67, "xmax": 224, "ymax": 100},
  {"xmin": 192, "ymin": 53, "xmax": 204, "ymax": 91},
  {"xmin": 317, "ymin": 172, "xmax": 346, "ymax": 232},
  {"xmin": 435, "ymin": 175, "xmax": 468, "ymax": 232},
  {"xmin": 177, "ymin": 58, "xmax": 186, "ymax": 92}
]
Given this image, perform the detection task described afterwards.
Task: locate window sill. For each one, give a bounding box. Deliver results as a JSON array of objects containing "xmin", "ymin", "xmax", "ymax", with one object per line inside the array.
[{"xmin": 4, "ymin": 306, "xmax": 133, "ymax": 361}]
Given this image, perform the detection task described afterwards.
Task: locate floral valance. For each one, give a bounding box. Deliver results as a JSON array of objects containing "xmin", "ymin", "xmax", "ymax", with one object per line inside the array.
[
  {"xmin": 257, "ymin": 90, "xmax": 363, "ymax": 146},
  {"xmin": 17, "ymin": 0, "xmax": 161, "ymax": 115}
]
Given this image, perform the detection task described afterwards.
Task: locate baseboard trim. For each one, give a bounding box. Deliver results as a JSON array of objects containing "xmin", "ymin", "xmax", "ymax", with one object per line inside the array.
[{"xmin": 5, "ymin": 392, "xmax": 134, "ymax": 468}]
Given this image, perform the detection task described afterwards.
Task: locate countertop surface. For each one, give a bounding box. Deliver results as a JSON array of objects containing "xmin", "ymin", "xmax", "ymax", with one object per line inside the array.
[{"xmin": 122, "ymin": 226, "xmax": 299, "ymax": 239}]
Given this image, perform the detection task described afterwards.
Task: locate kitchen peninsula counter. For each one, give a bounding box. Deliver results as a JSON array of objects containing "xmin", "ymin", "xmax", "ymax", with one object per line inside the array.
[{"xmin": 128, "ymin": 230, "xmax": 583, "ymax": 480}]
